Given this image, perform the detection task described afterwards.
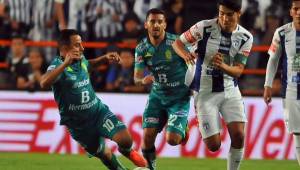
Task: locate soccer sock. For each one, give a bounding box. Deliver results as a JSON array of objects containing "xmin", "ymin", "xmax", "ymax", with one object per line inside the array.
[
  {"xmin": 142, "ymin": 147, "xmax": 156, "ymax": 170},
  {"xmin": 118, "ymin": 147, "xmax": 132, "ymax": 157},
  {"xmin": 293, "ymin": 134, "xmax": 300, "ymax": 166},
  {"xmin": 227, "ymin": 147, "xmax": 244, "ymax": 170},
  {"xmin": 98, "ymin": 153, "xmax": 127, "ymax": 170}
]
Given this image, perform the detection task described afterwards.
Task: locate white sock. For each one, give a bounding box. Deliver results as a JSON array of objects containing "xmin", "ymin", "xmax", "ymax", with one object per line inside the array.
[
  {"xmin": 227, "ymin": 147, "xmax": 244, "ymax": 170},
  {"xmin": 293, "ymin": 135, "xmax": 300, "ymax": 166}
]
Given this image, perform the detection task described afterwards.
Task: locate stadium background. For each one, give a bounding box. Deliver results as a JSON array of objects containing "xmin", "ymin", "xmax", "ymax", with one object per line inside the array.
[{"xmin": 0, "ymin": 0, "xmax": 298, "ymax": 169}]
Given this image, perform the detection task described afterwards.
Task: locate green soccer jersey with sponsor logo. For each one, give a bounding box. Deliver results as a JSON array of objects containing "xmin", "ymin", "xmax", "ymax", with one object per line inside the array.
[
  {"xmin": 135, "ymin": 32, "xmax": 190, "ymax": 100},
  {"xmin": 47, "ymin": 56, "xmax": 101, "ymax": 125}
]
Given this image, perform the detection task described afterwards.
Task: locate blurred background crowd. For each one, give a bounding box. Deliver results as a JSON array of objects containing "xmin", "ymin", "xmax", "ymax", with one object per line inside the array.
[{"xmin": 0, "ymin": 0, "xmax": 290, "ymax": 95}]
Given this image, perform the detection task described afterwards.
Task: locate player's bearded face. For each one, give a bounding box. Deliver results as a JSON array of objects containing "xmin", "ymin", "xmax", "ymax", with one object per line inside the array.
[
  {"xmin": 291, "ymin": 2, "xmax": 300, "ymax": 25},
  {"xmin": 145, "ymin": 14, "xmax": 166, "ymax": 39},
  {"xmin": 218, "ymin": 5, "xmax": 240, "ymax": 32}
]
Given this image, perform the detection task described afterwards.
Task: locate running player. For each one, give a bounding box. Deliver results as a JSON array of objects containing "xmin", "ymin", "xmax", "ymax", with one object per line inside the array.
[
  {"xmin": 172, "ymin": 0, "xmax": 253, "ymax": 170},
  {"xmin": 134, "ymin": 8, "xmax": 190, "ymax": 170}
]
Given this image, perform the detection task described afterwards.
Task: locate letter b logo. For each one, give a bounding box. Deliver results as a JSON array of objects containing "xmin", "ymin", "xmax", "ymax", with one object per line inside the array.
[{"xmin": 81, "ymin": 91, "xmax": 90, "ymax": 103}]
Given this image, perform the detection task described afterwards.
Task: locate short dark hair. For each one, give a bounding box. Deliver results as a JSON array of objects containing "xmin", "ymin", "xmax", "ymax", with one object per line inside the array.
[
  {"xmin": 58, "ymin": 29, "xmax": 80, "ymax": 47},
  {"xmin": 146, "ymin": 8, "xmax": 166, "ymax": 20},
  {"xmin": 218, "ymin": 0, "xmax": 242, "ymax": 12}
]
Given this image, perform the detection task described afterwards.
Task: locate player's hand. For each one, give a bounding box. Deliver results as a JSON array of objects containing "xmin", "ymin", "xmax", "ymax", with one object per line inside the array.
[
  {"xmin": 64, "ymin": 50, "xmax": 81, "ymax": 66},
  {"xmin": 183, "ymin": 53, "xmax": 196, "ymax": 65},
  {"xmin": 263, "ymin": 86, "xmax": 272, "ymax": 105},
  {"xmin": 212, "ymin": 52, "xmax": 224, "ymax": 69},
  {"xmin": 142, "ymin": 75, "xmax": 155, "ymax": 85},
  {"xmin": 106, "ymin": 52, "xmax": 120, "ymax": 63}
]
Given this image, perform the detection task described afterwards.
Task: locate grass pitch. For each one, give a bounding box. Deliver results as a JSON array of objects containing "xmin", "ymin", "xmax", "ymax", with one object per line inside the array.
[{"xmin": 0, "ymin": 153, "xmax": 298, "ymax": 170}]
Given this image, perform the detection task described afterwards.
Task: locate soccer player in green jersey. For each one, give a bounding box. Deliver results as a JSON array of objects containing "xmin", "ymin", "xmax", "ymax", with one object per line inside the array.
[
  {"xmin": 134, "ymin": 8, "xmax": 190, "ymax": 170},
  {"xmin": 40, "ymin": 29, "xmax": 147, "ymax": 170}
]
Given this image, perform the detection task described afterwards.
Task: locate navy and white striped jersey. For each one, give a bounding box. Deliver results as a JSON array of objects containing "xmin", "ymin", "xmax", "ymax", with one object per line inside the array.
[
  {"xmin": 2, "ymin": 0, "xmax": 32, "ymax": 25},
  {"xmin": 265, "ymin": 22, "xmax": 300, "ymax": 100},
  {"xmin": 180, "ymin": 18, "xmax": 253, "ymax": 92}
]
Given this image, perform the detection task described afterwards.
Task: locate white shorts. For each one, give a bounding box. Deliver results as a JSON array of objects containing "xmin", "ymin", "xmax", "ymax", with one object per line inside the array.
[
  {"xmin": 194, "ymin": 87, "xmax": 247, "ymax": 139},
  {"xmin": 283, "ymin": 99, "xmax": 300, "ymax": 133}
]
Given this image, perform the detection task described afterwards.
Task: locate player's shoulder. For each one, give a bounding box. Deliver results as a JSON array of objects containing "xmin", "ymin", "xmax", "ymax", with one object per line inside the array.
[
  {"xmin": 49, "ymin": 56, "xmax": 62, "ymax": 66},
  {"xmin": 194, "ymin": 18, "xmax": 217, "ymax": 28},
  {"xmin": 276, "ymin": 22, "xmax": 293, "ymax": 36},
  {"xmin": 235, "ymin": 25, "xmax": 253, "ymax": 41},
  {"xmin": 136, "ymin": 37, "xmax": 149, "ymax": 52},
  {"xmin": 166, "ymin": 32, "xmax": 178, "ymax": 40},
  {"xmin": 165, "ymin": 32, "xmax": 178, "ymax": 46}
]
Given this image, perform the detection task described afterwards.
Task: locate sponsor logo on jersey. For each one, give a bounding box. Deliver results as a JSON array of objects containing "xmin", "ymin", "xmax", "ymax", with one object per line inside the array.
[
  {"xmin": 68, "ymin": 98, "xmax": 97, "ymax": 111},
  {"xmin": 72, "ymin": 79, "xmax": 89, "ymax": 88},
  {"xmin": 144, "ymin": 117, "xmax": 159, "ymax": 123}
]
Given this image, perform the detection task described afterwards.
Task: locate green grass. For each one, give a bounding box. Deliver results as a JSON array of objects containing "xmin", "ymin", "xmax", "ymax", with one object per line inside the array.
[{"xmin": 0, "ymin": 153, "xmax": 298, "ymax": 170}]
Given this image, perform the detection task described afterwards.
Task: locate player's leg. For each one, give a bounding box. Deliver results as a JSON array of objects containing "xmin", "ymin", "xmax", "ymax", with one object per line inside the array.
[
  {"xmin": 67, "ymin": 126, "xmax": 127, "ymax": 170},
  {"xmin": 194, "ymin": 91, "xmax": 223, "ymax": 151},
  {"xmin": 283, "ymin": 99, "xmax": 300, "ymax": 165},
  {"xmin": 142, "ymin": 128, "xmax": 159, "ymax": 170},
  {"xmin": 165, "ymin": 95, "xmax": 190, "ymax": 146},
  {"xmin": 99, "ymin": 104, "xmax": 147, "ymax": 167},
  {"xmin": 141, "ymin": 95, "xmax": 164, "ymax": 170},
  {"xmin": 94, "ymin": 138, "xmax": 128, "ymax": 170},
  {"xmin": 220, "ymin": 87, "xmax": 247, "ymax": 170},
  {"xmin": 226, "ymin": 122, "xmax": 245, "ymax": 170}
]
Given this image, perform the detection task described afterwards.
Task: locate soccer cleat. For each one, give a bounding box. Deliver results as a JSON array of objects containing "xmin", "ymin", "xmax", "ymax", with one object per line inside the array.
[
  {"xmin": 181, "ymin": 125, "xmax": 190, "ymax": 146},
  {"xmin": 129, "ymin": 150, "xmax": 148, "ymax": 167}
]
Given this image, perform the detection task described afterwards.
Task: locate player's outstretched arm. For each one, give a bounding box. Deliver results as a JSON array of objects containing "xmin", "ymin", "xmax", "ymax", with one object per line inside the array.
[
  {"xmin": 40, "ymin": 52, "xmax": 79, "ymax": 89},
  {"xmin": 172, "ymin": 39, "xmax": 196, "ymax": 65},
  {"xmin": 88, "ymin": 52, "xmax": 120, "ymax": 68}
]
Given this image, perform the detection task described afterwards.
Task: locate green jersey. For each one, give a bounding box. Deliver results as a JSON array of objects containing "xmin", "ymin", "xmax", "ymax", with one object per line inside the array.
[
  {"xmin": 47, "ymin": 56, "xmax": 100, "ymax": 125},
  {"xmin": 135, "ymin": 32, "xmax": 189, "ymax": 99}
]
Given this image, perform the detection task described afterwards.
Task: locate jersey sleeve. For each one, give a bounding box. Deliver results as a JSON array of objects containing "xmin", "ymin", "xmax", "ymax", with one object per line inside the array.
[
  {"xmin": 81, "ymin": 55, "xmax": 91, "ymax": 72},
  {"xmin": 179, "ymin": 21, "xmax": 204, "ymax": 45},
  {"xmin": 234, "ymin": 33, "xmax": 253, "ymax": 65},
  {"xmin": 46, "ymin": 59, "xmax": 63, "ymax": 83},
  {"xmin": 134, "ymin": 44, "xmax": 146, "ymax": 71},
  {"xmin": 264, "ymin": 29, "xmax": 282, "ymax": 87}
]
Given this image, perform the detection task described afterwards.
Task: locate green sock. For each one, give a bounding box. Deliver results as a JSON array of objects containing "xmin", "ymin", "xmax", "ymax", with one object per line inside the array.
[
  {"xmin": 142, "ymin": 147, "xmax": 156, "ymax": 170},
  {"xmin": 99, "ymin": 153, "xmax": 127, "ymax": 170}
]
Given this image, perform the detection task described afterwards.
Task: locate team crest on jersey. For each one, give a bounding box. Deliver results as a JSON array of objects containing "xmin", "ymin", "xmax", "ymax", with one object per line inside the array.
[
  {"xmin": 165, "ymin": 50, "xmax": 172, "ymax": 61},
  {"xmin": 232, "ymin": 40, "xmax": 240, "ymax": 48}
]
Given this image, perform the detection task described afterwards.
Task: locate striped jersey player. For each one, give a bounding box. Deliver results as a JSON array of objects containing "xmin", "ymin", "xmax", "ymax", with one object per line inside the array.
[
  {"xmin": 172, "ymin": 0, "xmax": 253, "ymax": 170},
  {"xmin": 264, "ymin": 0, "xmax": 300, "ymax": 166}
]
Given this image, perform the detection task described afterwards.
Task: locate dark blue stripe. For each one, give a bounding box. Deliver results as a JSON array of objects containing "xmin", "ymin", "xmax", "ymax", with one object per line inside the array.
[
  {"xmin": 211, "ymin": 31, "xmax": 232, "ymax": 92},
  {"xmin": 296, "ymin": 31, "xmax": 300, "ymax": 53},
  {"xmin": 190, "ymin": 26, "xmax": 211, "ymax": 91},
  {"xmin": 279, "ymin": 30, "xmax": 287, "ymax": 98}
]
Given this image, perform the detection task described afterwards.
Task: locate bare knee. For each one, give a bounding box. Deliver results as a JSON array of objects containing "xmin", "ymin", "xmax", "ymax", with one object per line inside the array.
[
  {"xmin": 166, "ymin": 132, "xmax": 181, "ymax": 146},
  {"xmin": 231, "ymin": 131, "xmax": 244, "ymax": 148},
  {"xmin": 204, "ymin": 135, "xmax": 221, "ymax": 152},
  {"xmin": 206, "ymin": 141, "xmax": 221, "ymax": 152}
]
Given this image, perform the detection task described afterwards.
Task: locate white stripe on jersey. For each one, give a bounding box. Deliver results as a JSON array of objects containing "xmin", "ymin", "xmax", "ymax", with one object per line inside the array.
[{"xmin": 180, "ymin": 18, "xmax": 253, "ymax": 92}]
